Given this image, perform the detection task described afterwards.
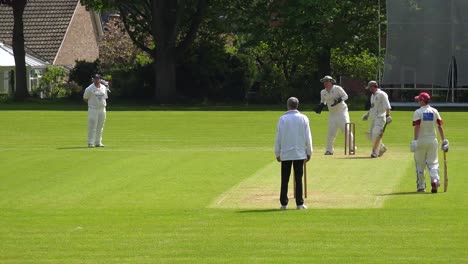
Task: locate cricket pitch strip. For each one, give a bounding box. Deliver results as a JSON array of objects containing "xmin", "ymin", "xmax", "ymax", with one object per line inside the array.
[{"xmin": 210, "ymin": 152, "xmax": 413, "ymax": 209}]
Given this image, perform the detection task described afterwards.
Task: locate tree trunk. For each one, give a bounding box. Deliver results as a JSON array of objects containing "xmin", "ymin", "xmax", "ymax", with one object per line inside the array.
[
  {"xmin": 152, "ymin": 0, "xmax": 177, "ymax": 103},
  {"xmin": 155, "ymin": 43, "xmax": 176, "ymax": 103},
  {"xmin": 12, "ymin": 0, "xmax": 29, "ymax": 100},
  {"xmin": 317, "ymin": 47, "xmax": 331, "ymax": 78}
]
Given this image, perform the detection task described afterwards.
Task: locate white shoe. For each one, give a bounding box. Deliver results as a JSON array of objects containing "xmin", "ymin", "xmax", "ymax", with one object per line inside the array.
[
  {"xmin": 88, "ymin": 144, "xmax": 95, "ymax": 148},
  {"xmin": 96, "ymin": 143, "xmax": 105, "ymax": 147},
  {"xmin": 280, "ymin": 205, "xmax": 287, "ymax": 210},
  {"xmin": 378, "ymin": 146, "xmax": 387, "ymax": 157},
  {"xmin": 296, "ymin": 205, "xmax": 307, "ymax": 210}
]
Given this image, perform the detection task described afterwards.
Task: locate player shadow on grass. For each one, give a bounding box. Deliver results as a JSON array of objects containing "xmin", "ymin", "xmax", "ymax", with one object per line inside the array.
[
  {"xmin": 336, "ymin": 156, "xmax": 374, "ymax": 159},
  {"xmin": 56, "ymin": 146, "xmax": 91, "ymax": 150},
  {"xmin": 377, "ymin": 191, "xmax": 430, "ymax": 196},
  {"xmin": 236, "ymin": 209, "xmax": 284, "ymax": 213}
]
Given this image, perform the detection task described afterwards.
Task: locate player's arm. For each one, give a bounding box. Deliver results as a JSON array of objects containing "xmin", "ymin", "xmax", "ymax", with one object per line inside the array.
[
  {"xmin": 437, "ymin": 122, "xmax": 445, "ymax": 140},
  {"xmin": 304, "ymin": 117, "xmax": 313, "ymax": 161},
  {"xmin": 413, "ymin": 122, "xmax": 420, "ymax": 140},
  {"xmin": 315, "ymin": 90, "xmax": 326, "ymax": 113},
  {"xmin": 382, "ymin": 93, "xmax": 392, "ymax": 123},
  {"xmin": 330, "ymin": 87, "xmax": 348, "ymax": 106},
  {"xmin": 410, "ymin": 119, "xmax": 420, "ymax": 152},
  {"xmin": 338, "ymin": 87, "xmax": 349, "ymax": 101},
  {"xmin": 274, "ymin": 119, "xmax": 283, "ymax": 161},
  {"xmin": 83, "ymin": 86, "xmax": 91, "ymax": 103},
  {"xmin": 437, "ymin": 118, "xmax": 449, "ymax": 151}
]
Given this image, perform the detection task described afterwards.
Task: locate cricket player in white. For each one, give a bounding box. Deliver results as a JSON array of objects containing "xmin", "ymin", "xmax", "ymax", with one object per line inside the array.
[
  {"xmin": 362, "ymin": 81, "xmax": 392, "ymax": 158},
  {"xmin": 314, "ymin": 75, "xmax": 352, "ymax": 155},
  {"xmin": 275, "ymin": 97, "xmax": 313, "ymax": 210},
  {"xmin": 83, "ymin": 74, "xmax": 108, "ymax": 148},
  {"xmin": 411, "ymin": 92, "xmax": 448, "ymax": 193}
]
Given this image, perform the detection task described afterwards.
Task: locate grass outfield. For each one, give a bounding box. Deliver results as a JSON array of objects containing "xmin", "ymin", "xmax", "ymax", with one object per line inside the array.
[{"xmin": 0, "ymin": 105, "xmax": 467, "ymax": 263}]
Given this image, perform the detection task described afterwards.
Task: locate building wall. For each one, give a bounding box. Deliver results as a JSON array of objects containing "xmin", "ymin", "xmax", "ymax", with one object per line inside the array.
[{"xmin": 54, "ymin": 3, "xmax": 100, "ymax": 66}]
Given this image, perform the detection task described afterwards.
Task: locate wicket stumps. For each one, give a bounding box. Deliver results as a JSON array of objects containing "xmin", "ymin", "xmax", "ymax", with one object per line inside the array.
[{"xmin": 345, "ymin": 122, "xmax": 355, "ymax": 155}]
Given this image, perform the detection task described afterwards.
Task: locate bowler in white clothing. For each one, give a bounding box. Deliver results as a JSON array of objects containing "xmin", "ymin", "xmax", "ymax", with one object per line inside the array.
[
  {"xmin": 83, "ymin": 74, "xmax": 108, "ymax": 148},
  {"xmin": 275, "ymin": 97, "xmax": 313, "ymax": 210}
]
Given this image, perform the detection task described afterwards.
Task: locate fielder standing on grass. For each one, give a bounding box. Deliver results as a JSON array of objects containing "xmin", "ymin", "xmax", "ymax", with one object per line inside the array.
[
  {"xmin": 275, "ymin": 97, "xmax": 313, "ymax": 210},
  {"xmin": 411, "ymin": 92, "xmax": 448, "ymax": 193},
  {"xmin": 362, "ymin": 81, "xmax": 392, "ymax": 158},
  {"xmin": 314, "ymin": 75, "xmax": 353, "ymax": 155},
  {"xmin": 83, "ymin": 74, "xmax": 108, "ymax": 148}
]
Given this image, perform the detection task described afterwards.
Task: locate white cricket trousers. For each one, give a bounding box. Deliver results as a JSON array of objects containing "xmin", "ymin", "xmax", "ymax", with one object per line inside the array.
[
  {"xmin": 369, "ymin": 116, "xmax": 386, "ymax": 152},
  {"xmin": 88, "ymin": 107, "xmax": 106, "ymax": 145},
  {"xmin": 326, "ymin": 111, "xmax": 352, "ymax": 153},
  {"xmin": 414, "ymin": 138, "xmax": 439, "ymax": 189}
]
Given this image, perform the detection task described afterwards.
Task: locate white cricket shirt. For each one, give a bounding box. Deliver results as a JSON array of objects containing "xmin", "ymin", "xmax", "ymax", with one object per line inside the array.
[
  {"xmin": 83, "ymin": 83, "xmax": 108, "ymax": 109},
  {"xmin": 369, "ymin": 89, "xmax": 391, "ymax": 118},
  {"xmin": 320, "ymin": 85, "xmax": 349, "ymax": 114},
  {"xmin": 413, "ymin": 105, "xmax": 442, "ymax": 139},
  {"xmin": 274, "ymin": 110, "xmax": 313, "ymax": 161}
]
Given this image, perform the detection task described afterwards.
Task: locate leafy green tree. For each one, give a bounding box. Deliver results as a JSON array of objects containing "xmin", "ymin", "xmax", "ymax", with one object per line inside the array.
[
  {"xmin": 0, "ymin": 0, "xmax": 29, "ymax": 100},
  {"xmin": 278, "ymin": 0, "xmax": 380, "ymax": 77},
  {"xmin": 81, "ymin": 0, "xmax": 208, "ymax": 103},
  {"xmin": 221, "ymin": 0, "xmax": 382, "ymax": 101},
  {"xmin": 38, "ymin": 66, "xmax": 66, "ymax": 99},
  {"xmin": 99, "ymin": 16, "xmax": 149, "ymax": 71}
]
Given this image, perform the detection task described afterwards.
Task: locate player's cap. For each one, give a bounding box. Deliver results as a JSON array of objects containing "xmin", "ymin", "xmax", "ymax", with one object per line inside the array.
[
  {"xmin": 320, "ymin": 75, "xmax": 336, "ymax": 83},
  {"xmin": 92, "ymin": 73, "xmax": 102, "ymax": 79},
  {"xmin": 415, "ymin": 92, "xmax": 430, "ymax": 103},
  {"xmin": 365, "ymin": 80, "xmax": 378, "ymax": 89}
]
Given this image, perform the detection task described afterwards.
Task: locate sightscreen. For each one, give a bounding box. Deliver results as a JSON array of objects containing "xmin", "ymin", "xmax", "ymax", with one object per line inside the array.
[{"xmin": 383, "ymin": 0, "xmax": 468, "ymax": 88}]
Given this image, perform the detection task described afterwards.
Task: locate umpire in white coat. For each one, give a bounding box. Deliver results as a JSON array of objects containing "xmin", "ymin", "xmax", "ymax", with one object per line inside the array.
[
  {"xmin": 275, "ymin": 97, "xmax": 313, "ymax": 210},
  {"xmin": 314, "ymin": 75, "xmax": 353, "ymax": 155},
  {"xmin": 83, "ymin": 74, "xmax": 108, "ymax": 148}
]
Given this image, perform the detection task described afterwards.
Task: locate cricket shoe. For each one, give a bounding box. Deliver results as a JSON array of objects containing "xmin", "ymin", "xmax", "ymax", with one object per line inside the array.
[
  {"xmin": 370, "ymin": 152, "xmax": 378, "ymax": 158},
  {"xmin": 324, "ymin": 151, "xmax": 333, "ymax": 155},
  {"xmin": 431, "ymin": 179, "xmax": 439, "ymax": 193},
  {"xmin": 280, "ymin": 205, "xmax": 287, "ymax": 210},
  {"xmin": 378, "ymin": 146, "xmax": 388, "ymax": 157},
  {"xmin": 417, "ymin": 188, "xmax": 425, "ymax": 193},
  {"xmin": 88, "ymin": 144, "xmax": 95, "ymax": 148},
  {"xmin": 296, "ymin": 205, "xmax": 308, "ymax": 210},
  {"xmin": 96, "ymin": 143, "xmax": 105, "ymax": 147}
]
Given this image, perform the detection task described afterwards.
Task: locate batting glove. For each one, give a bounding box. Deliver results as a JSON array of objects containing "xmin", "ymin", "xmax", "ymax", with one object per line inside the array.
[
  {"xmin": 362, "ymin": 112, "xmax": 369, "ymax": 121},
  {"xmin": 330, "ymin": 98, "xmax": 343, "ymax": 107},
  {"xmin": 314, "ymin": 103, "xmax": 325, "ymax": 114},
  {"xmin": 386, "ymin": 115, "xmax": 392, "ymax": 124},
  {"xmin": 441, "ymin": 139, "xmax": 449, "ymax": 152},
  {"xmin": 410, "ymin": 140, "xmax": 417, "ymax": 152}
]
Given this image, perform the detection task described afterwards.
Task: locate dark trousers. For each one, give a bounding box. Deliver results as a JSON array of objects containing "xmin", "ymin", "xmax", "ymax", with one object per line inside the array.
[{"xmin": 280, "ymin": 160, "xmax": 304, "ymax": 206}]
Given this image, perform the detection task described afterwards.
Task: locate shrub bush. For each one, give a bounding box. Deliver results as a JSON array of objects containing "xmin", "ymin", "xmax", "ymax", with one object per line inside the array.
[
  {"xmin": 37, "ymin": 66, "xmax": 67, "ymax": 99},
  {"xmin": 177, "ymin": 40, "xmax": 257, "ymax": 103}
]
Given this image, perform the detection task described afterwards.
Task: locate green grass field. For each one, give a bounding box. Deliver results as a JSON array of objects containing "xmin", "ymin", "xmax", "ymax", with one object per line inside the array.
[{"xmin": 0, "ymin": 104, "xmax": 467, "ymax": 263}]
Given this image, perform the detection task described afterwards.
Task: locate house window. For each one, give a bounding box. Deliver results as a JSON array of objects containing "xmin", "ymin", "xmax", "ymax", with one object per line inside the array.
[
  {"xmin": 0, "ymin": 71, "xmax": 8, "ymax": 94},
  {"xmin": 30, "ymin": 68, "xmax": 43, "ymax": 92}
]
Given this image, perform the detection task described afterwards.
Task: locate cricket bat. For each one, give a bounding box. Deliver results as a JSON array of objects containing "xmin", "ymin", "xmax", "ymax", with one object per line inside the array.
[{"xmin": 443, "ymin": 151, "xmax": 448, "ymax": 192}]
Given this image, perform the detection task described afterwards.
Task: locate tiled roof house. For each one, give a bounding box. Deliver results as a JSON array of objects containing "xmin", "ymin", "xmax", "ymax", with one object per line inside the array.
[{"xmin": 0, "ymin": 0, "xmax": 103, "ymax": 66}]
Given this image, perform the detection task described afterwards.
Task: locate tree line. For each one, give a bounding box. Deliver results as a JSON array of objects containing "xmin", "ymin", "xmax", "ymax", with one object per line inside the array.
[{"xmin": 2, "ymin": 0, "xmax": 385, "ymax": 103}]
